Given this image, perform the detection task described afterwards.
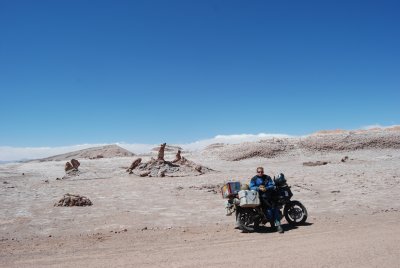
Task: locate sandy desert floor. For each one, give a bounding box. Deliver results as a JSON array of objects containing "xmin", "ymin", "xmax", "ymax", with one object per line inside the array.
[{"xmin": 1, "ymin": 148, "xmax": 400, "ymax": 267}]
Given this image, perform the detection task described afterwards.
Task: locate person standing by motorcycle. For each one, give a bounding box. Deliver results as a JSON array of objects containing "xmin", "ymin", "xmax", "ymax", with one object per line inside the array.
[{"xmin": 249, "ymin": 167, "xmax": 284, "ymax": 233}]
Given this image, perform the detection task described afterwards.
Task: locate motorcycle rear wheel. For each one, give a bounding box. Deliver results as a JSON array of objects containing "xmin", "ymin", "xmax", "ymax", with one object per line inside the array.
[
  {"xmin": 237, "ymin": 208, "xmax": 259, "ymax": 232},
  {"xmin": 284, "ymin": 200, "xmax": 308, "ymax": 225}
]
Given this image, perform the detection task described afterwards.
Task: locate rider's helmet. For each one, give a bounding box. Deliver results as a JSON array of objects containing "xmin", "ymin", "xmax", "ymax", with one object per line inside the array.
[{"xmin": 274, "ymin": 173, "xmax": 286, "ymax": 186}]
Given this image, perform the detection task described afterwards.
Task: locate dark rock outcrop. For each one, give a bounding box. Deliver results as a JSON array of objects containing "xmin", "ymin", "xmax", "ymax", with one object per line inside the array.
[{"xmin": 54, "ymin": 193, "xmax": 92, "ymax": 207}]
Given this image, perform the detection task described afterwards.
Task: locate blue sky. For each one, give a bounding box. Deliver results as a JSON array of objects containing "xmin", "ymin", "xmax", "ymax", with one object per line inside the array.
[{"xmin": 1, "ymin": 0, "xmax": 399, "ymax": 148}]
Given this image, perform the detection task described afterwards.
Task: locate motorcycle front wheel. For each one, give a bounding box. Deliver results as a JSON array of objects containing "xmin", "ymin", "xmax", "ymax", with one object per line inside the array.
[
  {"xmin": 237, "ymin": 208, "xmax": 259, "ymax": 232},
  {"xmin": 283, "ymin": 200, "xmax": 308, "ymax": 225}
]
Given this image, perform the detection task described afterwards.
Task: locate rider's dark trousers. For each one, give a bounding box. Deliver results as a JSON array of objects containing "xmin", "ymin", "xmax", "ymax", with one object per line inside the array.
[{"xmin": 259, "ymin": 191, "xmax": 281, "ymax": 225}]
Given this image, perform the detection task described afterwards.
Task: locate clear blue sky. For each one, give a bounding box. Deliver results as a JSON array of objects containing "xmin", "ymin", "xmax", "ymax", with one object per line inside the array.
[{"xmin": 1, "ymin": 0, "xmax": 399, "ymax": 147}]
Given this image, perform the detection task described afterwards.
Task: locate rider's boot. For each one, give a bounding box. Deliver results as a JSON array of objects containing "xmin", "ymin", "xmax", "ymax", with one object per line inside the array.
[{"xmin": 275, "ymin": 219, "xmax": 284, "ymax": 233}]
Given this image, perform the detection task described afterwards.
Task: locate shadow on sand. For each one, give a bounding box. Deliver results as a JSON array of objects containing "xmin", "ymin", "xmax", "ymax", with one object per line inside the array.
[{"xmin": 243, "ymin": 222, "xmax": 314, "ymax": 234}]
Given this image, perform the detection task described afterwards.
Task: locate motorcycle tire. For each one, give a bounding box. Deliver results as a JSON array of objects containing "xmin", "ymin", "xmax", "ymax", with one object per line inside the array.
[
  {"xmin": 237, "ymin": 208, "xmax": 259, "ymax": 233},
  {"xmin": 284, "ymin": 200, "xmax": 308, "ymax": 225}
]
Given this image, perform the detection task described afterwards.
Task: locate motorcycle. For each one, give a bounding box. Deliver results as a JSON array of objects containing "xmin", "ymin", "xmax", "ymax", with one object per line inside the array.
[{"xmin": 223, "ymin": 174, "xmax": 308, "ymax": 232}]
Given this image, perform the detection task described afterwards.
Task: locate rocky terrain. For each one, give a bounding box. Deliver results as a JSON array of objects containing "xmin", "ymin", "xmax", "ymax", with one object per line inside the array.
[
  {"xmin": 1, "ymin": 127, "xmax": 399, "ymax": 267},
  {"xmin": 204, "ymin": 128, "xmax": 400, "ymax": 161}
]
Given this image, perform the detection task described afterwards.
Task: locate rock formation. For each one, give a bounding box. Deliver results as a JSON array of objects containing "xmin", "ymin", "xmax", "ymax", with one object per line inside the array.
[
  {"xmin": 172, "ymin": 150, "xmax": 182, "ymax": 163},
  {"xmin": 157, "ymin": 143, "xmax": 167, "ymax": 161},
  {"xmin": 63, "ymin": 159, "xmax": 81, "ymax": 179},
  {"xmin": 127, "ymin": 158, "xmax": 142, "ymax": 174},
  {"xmin": 65, "ymin": 159, "xmax": 80, "ymax": 172},
  {"xmin": 71, "ymin": 159, "xmax": 80, "ymax": 169},
  {"xmin": 65, "ymin": 162, "xmax": 74, "ymax": 172},
  {"xmin": 54, "ymin": 193, "xmax": 92, "ymax": 207},
  {"xmin": 127, "ymin": 143, "xmax": 213, "ymax": 177}
]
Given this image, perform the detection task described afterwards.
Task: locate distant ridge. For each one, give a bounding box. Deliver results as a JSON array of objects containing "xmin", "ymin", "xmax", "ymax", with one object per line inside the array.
[
  {"xmin": 37, "ymin": 145, "xmax": 135, "ymax": 161},
  {"xmin": 0, "ymin": 160, "xmax": 16, "ymax": 164},
  {"xmin": 311, "ymin": 129, "xmax": 348, "ymax": 135},
  {"xmin": 204, "ymin": 127, "xmax": 400, "ymax": 161},
  {"xmin": 311, "ymin": 125, "xmax": 400, "ymax": 136}
]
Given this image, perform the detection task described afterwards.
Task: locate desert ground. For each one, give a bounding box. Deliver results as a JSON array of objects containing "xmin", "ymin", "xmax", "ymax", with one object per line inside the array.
[{"xmin": 1, "ymin": 130, "xmax": 400, "ymax": 267}]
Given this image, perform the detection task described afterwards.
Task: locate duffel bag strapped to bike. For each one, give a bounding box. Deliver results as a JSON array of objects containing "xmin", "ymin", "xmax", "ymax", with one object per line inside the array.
[
  {"xmin": 238, "ymin": 190, "xmax": 260, "ymax": 208},
  {"xmin": 221, "ymin": 181, "xmax": 241, "ymax": 198}
]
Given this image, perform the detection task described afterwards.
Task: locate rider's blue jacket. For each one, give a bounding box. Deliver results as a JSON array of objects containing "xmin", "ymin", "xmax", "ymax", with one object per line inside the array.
[
  {"xmin": 249, "ymin": 174, "xmax": 275, "ymax": 191},
  {"xmin": 250, "ymin": 174, "xmax": 280, "ymax": 224}
]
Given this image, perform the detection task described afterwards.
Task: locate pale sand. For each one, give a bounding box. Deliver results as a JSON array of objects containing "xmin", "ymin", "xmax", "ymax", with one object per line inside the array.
[{"xmin": 1, "ymin": 147, "xmax": 400, "ymax": 267}]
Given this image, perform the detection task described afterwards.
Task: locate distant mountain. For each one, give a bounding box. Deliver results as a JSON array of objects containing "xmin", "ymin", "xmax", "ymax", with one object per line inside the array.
[
  {"xmin": 0, "ymin": 159, "xmax": 32, "ymax": 164},
  {"xmin": 0, "ymin": 160, "xmax": 15, "ymax": 164},
  {"xmin": 37, "ymin": 144, "xmax": 135, "ymax": 161}
]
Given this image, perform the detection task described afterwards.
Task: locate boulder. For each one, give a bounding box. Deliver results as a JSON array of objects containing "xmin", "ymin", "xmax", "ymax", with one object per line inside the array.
[
  {"xmin": 139, "ymin": 171, "xmax": 151, "ymax": 177},
  {"xmin": 65, "ymin": 162, "xmax": 74, "ymax": 172},
  {"xmin": 127, "ymin": 158, "xmax": 142, "ymax": 173},
  {"xmin": 54, "ymin": 193, "xmax": 92, "ymax": 207},
  {"xmin": 71, "ymin": 159, "xmax": 80, "ymax": 169}
]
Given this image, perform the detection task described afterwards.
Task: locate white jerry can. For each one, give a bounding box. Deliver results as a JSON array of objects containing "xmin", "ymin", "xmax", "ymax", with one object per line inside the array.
[{"xmin": 238, "ymin": 190, "xmax": 260, "ymax": 208}]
